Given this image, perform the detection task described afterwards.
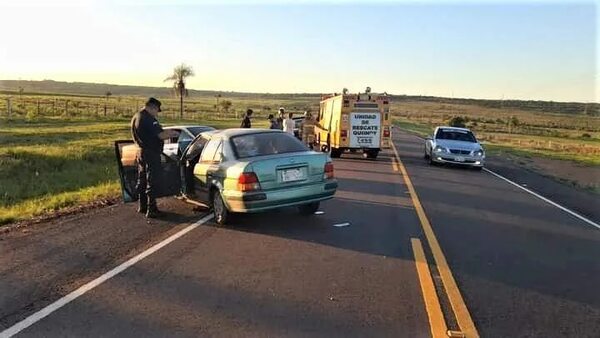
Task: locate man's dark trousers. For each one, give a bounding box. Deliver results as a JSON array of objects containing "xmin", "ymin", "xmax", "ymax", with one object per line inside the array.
[{"xmin": 136, "ymin": 149, "xmax": 162, "ymax": 212}]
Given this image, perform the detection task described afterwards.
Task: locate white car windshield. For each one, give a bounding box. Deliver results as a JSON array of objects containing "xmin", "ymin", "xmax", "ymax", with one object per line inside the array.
[{"xmin": 436, "ymin": 129, "xmax": 477, "ymax": 143}]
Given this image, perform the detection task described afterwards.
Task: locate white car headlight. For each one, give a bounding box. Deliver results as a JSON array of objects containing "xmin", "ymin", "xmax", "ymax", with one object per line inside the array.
[
  {"xmin": 473, "ymin": 149, "xmax": 484, "ymax": 157},
  {"xmin": 434, "ymin": 145, "xmax": 446, "ymax": 153}
]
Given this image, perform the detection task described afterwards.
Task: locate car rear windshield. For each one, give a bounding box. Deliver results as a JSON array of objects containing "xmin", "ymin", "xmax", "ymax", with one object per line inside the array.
[
  {"xmin": 188, "ymin": 126, "xmax": 215, "ymax": 136},
  {"xmin": 436, "ymin": 129, "xmax": 477, "ymax": 142},
  {"xmin": 231, "ymin": 132, "xmax": 308, "ymax": 159}
]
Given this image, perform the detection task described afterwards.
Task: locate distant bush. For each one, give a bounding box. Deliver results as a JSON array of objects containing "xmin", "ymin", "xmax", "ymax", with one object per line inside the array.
[
  {"xmin": 447, "ymin": 116, "xmax": 467, "ymax": 128},
  {"xmin": 581, "ymin": 133, "xmax": 592, "ymax": 139},
  {"xmin": 25, "ymin": 110, "xmax": 37, "ymax": 121}
]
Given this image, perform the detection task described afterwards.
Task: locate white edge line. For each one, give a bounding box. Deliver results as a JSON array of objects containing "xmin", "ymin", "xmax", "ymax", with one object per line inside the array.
[
  {"xmin": 394, "ymin": 128, "xmax": 600, "ymax": 231},
  {"xmin": 482, "ymin": 168, "xmax": 600, "ymax": 230},
  {"xmin": 0, "ymin": 213, "xmax": 214, "ymax": 338}
]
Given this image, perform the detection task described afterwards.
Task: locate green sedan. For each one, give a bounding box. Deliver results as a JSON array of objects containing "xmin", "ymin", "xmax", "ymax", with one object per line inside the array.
[{"xmin": 115, "ymin": 129, "xmax": 338, "ymax": 225}]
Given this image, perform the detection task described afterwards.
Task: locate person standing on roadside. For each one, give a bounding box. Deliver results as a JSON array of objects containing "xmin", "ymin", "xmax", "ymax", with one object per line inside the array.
[
  {"xmin": 131, "ymin": 97, "xmax": 179, "ymax": 218},
  {"xmin": 301, "ymin": 111, "xmax": 315, "ymax": 149},
  {"xmin": 267, "ymin": 114, "xmax": 278, "ymax": 129},
  {"xmin": 283, "ymin": 112, "xmax": 295, "ymax": 135},
  {"xmin": 240, "ymin": 108, "xmax": 253, "ymax": 128},
  {"xmin": 276, "ymin": 107, "xmax": 285, "ymax": 130}
]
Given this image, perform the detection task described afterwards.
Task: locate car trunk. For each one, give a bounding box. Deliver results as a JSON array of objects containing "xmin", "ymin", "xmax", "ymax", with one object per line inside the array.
[{"xmin": 246, "ymin": 152, "xmax": 328, "ymax": 191}]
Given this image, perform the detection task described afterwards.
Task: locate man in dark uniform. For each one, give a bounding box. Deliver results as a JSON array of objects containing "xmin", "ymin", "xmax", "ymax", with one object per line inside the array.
[
  {"xmin": 240, "ymin": 108, "xmax": 253, "ymax": 128},
  {"xmin": 131, "ymin": 97, "xmax": 179, "ymax": 218}
]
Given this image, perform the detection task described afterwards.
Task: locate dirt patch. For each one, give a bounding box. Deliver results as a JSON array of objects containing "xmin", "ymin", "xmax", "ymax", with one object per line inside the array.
[
  {"xmin": 501, "ymin": 154, "xmax": 600, "ymax": 194},
  {"xmin": 0, "ymin": 197, "xmax": 120, "ymax": 234}
]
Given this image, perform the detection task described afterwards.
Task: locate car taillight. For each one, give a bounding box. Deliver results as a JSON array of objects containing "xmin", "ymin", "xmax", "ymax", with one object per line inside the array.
[
  {"xmin": 340, "ymin": 130, "xmax": 348, "ymax": 138},
  {"xmin": 324, "ymin": 162, "xmax": 334, "ymax": 179},
  {"xmin": 238, "ymin": 172, "xmax": 261, "ymax": 192},
  {"xmin": 383, "ymin": 128, "xmax": 390, "ymax": 138}
]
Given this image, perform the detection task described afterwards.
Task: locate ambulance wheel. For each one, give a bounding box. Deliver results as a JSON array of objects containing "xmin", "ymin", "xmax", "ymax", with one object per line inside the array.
[
  {"xmin": 330, "ymin": 148, "xmax": 342, "ymax": 158},
  {"xmin": 364, "ymin": 150, "xmax": 379, "ymax": 160}
]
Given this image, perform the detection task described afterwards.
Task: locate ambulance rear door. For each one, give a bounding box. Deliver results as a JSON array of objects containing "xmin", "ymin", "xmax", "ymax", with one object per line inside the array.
[{"xmin": 349, "ymin": 112, "xmax": 381, "ymax": 148}]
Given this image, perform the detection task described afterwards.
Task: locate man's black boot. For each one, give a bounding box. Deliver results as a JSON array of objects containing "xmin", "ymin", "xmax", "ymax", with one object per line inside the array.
[
  {"xmin": 137, "ymin": 205, "xmax": 147, "ymax": 214},
  {"xmin": 146, "ymin": 204, "xmax": 161, "ymax": 218}
]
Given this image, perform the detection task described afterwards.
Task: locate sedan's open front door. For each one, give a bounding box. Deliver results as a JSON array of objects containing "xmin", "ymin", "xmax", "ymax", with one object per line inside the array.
[{"xmin": 114, "ymin": 140, "xmax": 181, "ymax": 202}]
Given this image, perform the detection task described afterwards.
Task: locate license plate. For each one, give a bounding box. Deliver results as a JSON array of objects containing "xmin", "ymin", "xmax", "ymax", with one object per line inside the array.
[
  {"xmin": 281, "ymin": 168, "xmax": 305, "ymax": 182},
  {"xmin": 455, "ymin": 156, "xmax": 465, "ymax": 162}
]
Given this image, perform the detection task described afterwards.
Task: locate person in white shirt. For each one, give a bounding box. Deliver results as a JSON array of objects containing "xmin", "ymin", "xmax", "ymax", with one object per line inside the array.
[{"xmin": 283, "ymin": 112, "xmax": 295, "ymax": 135}]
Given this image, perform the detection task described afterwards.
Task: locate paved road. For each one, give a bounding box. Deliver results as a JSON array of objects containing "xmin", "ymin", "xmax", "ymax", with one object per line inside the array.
[
  {"xmin": 1, "ymin": 129, "xmax": 598, "ymax": 337},
  {"xmin": 394, "ymin": 131, "xmax": 600, "ymax": 337}
]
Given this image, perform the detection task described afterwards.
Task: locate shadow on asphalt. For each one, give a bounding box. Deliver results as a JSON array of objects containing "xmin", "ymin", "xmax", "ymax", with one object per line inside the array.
[
  {"xmin": 200, "ymin": 152, "xmax": 424, "ymax": 272},
  {"xmin": 393, "ymin": 133, "xmax": 600, "ymax": 313}
]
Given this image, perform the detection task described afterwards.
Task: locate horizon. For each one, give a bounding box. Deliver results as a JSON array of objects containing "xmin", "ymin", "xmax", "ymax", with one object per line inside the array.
[
  {"xmin": 1, "ymin": 78, "xmax": 597, "ymax": 104},
  {"xmin": 0, "ymin": 1, "xmax": 597, "ymax": 103}
]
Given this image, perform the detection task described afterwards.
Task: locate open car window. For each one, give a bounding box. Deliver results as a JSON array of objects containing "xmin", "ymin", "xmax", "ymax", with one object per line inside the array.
[
  {"xmin": 435, "ymin": 129, "xmax": 477, "ymax": 143},
  {"xmin": 184, "ymin": 135, "xmax": 210, "ymax": 160},
  {"xmin": 200, "ymin": 139, "xmax": 222, "ymax": 163},
  {"xmin": 231, "ymin": 132, "xmax": 308, "ymax": 159}
]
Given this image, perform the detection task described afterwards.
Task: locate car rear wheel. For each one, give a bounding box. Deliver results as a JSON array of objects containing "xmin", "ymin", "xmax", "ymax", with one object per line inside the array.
[
  {"xmin": 330, "ymin": 148, "xmax": 342, "ymax": 158},
  {"xmin": 298, "ymin": 202, "xmax": 320, "ymax": 215},
  {"xmin": 212, "ymin": 191, "xmax": 229, "ymax": 225}
]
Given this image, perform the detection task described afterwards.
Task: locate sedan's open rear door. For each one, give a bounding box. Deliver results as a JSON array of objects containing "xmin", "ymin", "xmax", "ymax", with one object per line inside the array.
[{"xmin": 114, "ymin": 140, "xmax": 181, "ymax": 202}]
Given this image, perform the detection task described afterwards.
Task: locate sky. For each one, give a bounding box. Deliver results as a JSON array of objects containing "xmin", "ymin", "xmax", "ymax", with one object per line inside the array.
[{"xmin": 0, "ymin": 0, "xmax": 597, "ymax": 102}]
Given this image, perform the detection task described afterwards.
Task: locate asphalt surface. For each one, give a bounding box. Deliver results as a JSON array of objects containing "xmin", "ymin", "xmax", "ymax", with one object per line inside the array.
[{"xmin": 1, "ymin": 129, "xmax": 599, "ymax": 337}]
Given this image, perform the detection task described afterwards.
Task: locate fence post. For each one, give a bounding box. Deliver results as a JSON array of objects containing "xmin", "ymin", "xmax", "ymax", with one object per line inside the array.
[
  {"xmin": 65, "ymin": 100, "xmax": 69, "ymax": 116},
  {"xmin": 37, "ymin": 99, "xmax": 40, "ymax": 115},
  {"xmin": 52, "ymin": 99, "xmax": 56, "ymax": 115},
  {"xmin": 7, "ymin": 98, "xmax": 11, "ymax": 118}
]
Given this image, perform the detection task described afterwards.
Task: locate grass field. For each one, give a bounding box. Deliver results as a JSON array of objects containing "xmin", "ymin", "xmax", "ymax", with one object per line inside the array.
[
  {"xmin": 0, "ymin": 116, "xmax": 262, "ymax": 225},
  {"xmin": 1, "ymin": 91, "xmax": 598, "ymax": 225},
  {"xmin": 392, "ymin": 100, "xmax": 600, "ymax": 166}
]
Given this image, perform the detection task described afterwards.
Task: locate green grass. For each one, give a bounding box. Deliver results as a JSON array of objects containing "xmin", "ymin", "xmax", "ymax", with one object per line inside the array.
[
  {"xmin": 483, "ymin": 144, "xmax": 600, "ymax": 166},
  {"xmin": 392, "ymin": 119, "xmax": 432, "ymax": 138},
  {"xmin": 392, "ymin": 116, "xmax": 600, "ymax": 166},
  {"xmin": 2, "ymin": 90, "xmax": 598, "ymax": 225},
  {"xmin": 0, "ymin": 116, "xmax": 245, "ymax": 225}
]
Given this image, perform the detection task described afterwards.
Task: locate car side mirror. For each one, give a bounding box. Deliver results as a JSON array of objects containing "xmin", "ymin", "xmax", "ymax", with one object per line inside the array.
[{"xmin": 426, "ymin": 135, "xmax": 433, "ymax": 140}]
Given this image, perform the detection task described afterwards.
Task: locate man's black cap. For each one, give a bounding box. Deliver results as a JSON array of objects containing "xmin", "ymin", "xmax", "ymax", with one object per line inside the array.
[{"xmin": 145, "ymin": 97, "xmax": 162, "ymax": 112}]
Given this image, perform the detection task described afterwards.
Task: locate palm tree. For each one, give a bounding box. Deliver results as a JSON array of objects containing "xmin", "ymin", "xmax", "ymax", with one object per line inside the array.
[{"xmin": 165, "ymin": 63, "xmax": 195, "ymax": 119}]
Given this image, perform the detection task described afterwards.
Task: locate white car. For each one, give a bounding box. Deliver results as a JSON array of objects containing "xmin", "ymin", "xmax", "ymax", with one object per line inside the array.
[{"xmin": 424, "ymin": 126, "xmax": 485, "ymax": 170}]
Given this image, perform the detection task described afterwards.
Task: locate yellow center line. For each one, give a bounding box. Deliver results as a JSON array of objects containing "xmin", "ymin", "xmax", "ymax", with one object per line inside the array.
[
  {"xmin": 411, "ymin": 238, "xmax": 448, "ymax": 338},
  {"xmin": 391, "ymin": 142, "xmax": 479, "ymax": 338}
]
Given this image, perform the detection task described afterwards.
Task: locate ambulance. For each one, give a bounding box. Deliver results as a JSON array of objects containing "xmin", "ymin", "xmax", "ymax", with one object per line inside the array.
[{"xmin": 315, "ymin": 89, "xmax": 391, "ymax": 159}]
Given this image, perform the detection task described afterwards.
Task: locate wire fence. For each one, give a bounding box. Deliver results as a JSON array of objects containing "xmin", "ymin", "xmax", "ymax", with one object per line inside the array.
[{"xmin": 0, "ymin": 94, "xmax": 317, "ymax": 122}]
